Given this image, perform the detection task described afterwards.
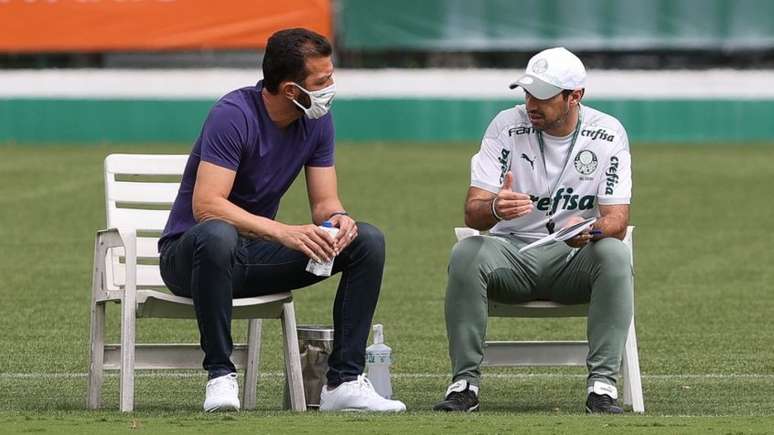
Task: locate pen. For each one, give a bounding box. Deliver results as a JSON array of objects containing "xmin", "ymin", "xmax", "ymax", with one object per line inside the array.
[{"xmin": 590, "ymin": 229, "xmax": 603, "ymax": 236}]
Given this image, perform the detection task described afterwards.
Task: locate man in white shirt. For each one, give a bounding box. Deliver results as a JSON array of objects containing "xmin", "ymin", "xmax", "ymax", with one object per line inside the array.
[{"xmin": 433, "ymin": 47, "xmax": 633, "ymax": 414}]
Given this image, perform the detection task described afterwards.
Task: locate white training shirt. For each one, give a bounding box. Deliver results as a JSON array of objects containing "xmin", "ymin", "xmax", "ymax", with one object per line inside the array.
[
  {"xmin": 541, "ymin": 130, "xmax": 575, "ymax": 182},
  {"xmin": 470, "ymin": 104, "xmax": 632, "ymax": 241}
]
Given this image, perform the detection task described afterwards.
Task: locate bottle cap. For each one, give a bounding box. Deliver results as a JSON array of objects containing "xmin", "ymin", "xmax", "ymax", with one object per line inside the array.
[
  {"xmin": 322, "ymin": 220, "xmax": 334, "ymax": 228},
  {"xmin": 373, "ymin": 324, "xmax": 384, "ymax": 344}
]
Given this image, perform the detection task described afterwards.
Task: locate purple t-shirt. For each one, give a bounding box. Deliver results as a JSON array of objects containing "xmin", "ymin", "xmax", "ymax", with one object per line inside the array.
[{"xmin": 160, "ymin": 80, "xmax": 335, "ymax": 247}]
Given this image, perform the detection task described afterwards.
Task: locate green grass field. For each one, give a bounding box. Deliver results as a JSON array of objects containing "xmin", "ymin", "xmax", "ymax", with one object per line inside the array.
[{"xmin": 1, "ymin": 142, "xmax": 773, "ymax": 433}]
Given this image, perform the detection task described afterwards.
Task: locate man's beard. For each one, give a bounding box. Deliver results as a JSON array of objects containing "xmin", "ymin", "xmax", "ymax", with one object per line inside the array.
[{"xmin": 539, "ymin": 103, "xmax": 571, "ymax": 133}]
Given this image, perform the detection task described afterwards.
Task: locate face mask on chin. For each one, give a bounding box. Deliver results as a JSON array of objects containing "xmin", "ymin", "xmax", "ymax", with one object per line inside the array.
[{"xmin": 291, "ymin": 82, "xmax": 336, "ymax": 119}]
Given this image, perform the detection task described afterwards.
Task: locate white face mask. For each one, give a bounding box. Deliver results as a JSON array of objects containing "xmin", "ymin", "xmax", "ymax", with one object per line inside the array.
[{"xmin": 291, "ymin": 82, "xmax": 336, "ymax": 119}]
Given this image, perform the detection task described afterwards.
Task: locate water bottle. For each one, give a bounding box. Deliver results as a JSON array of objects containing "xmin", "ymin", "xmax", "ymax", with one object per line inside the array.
[
  {"xmin": 305, "ymin": 220, "xmax": 339, "ymax": 277},
  {"xmin": 365, "ymin": 324, "xmax": 393, "ymax": 399}
]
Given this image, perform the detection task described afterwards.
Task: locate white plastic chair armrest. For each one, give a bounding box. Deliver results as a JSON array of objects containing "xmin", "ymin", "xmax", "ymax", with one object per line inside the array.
[
  {"xmin": 454, "ymin": 227, "xmax": 481, "ymax": 241},
  {"xmin": 96, "ymin": 228, "xmax": 124, "ymax": 248}
]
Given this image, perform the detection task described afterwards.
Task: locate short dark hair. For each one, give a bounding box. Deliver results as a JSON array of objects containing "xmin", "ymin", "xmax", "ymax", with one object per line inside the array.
[
  {"xmin": 262, "ymin": 28, "xmax": 332, "ymax": 93},
  {"xmin": 561, "ymin": 88, "xmax": 585, "ymax": 99}
]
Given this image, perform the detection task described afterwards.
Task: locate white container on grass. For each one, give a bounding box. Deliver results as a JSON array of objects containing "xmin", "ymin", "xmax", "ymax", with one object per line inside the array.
[{"xmin": 366, "ymin": 324, "xmax": 393, "ymax": 399}]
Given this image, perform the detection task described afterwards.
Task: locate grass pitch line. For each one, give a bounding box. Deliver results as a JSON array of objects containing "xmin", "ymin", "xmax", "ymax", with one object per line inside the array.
[{"xmin": 2, "ymin": 372, "xmax": 774, "ymax": 380}]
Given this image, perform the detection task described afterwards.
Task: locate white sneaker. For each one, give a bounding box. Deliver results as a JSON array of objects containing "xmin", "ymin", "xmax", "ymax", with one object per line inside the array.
[
  {"xmin": 319, "ymin": 375, "xmax": 407, "ymax": 412},
  {"xmin": 203, "ymin": 373, "xmax": 240, "ymax": 412}
]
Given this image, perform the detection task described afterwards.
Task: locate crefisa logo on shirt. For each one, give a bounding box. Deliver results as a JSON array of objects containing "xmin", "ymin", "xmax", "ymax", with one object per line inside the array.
[
  {"xmin": 574, "ymin": 150, "xmax": 598, "ymax": 175},
  {"xmin": 530, "ymin": 188, "xmax": 596, "ymax": 214},
  {"xmin": 581, "ymin": 128, "xmax": 615, "ymax": 142},
  {"xmin": 605, "ymin": 156, "xmax": 620, "ymax": 195}
]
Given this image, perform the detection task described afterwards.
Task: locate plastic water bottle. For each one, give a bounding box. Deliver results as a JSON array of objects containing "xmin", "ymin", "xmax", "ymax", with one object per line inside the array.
[
  {"xmin": 305, "ymin": 220, "xmax": 339, "ymax": 277},
  {"xmin": 366, "ymin": 324, "xmax": 393, "ymax": 399}
]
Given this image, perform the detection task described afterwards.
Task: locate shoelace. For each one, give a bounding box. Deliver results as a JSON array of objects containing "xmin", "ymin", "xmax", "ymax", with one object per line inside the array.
[{"xmin": 352, "ymin": 375, "xmax": 378, "ymax": 396}]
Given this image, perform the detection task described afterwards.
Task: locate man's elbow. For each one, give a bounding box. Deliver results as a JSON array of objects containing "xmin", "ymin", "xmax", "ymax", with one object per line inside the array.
[
  {"xmin": 463, "ymin": 213, "xmax": 476, "ymax": 230},
  {"xmin": 610, "ymin": 220, "xmax": 629, "ymax": 240},
  {"xmin": 192, "ymin": 205, "xmax": 206, "ymax": 223},
  {"xmin": 611, "ymin": 230, "xmax": 626, "ymax": 241},
  {"xmin": 464, "ymin": 211, "xmax": 487, "ymax": 231},
  {"xmin": 192, "ymin": 198, "xmax": 217, "ymax": 223}
]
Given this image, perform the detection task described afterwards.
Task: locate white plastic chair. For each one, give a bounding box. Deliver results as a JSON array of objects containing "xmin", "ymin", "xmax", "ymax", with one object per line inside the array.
[
  {"xmin": 453, "ymin": 226, "xmax": 645, "ymax": 413},
  {"xmin": 88, "ymin": 154, "xmax": 306, "ymax": 412}
]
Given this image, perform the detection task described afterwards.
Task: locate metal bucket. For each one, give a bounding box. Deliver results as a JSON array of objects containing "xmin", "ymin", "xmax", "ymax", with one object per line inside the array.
[{"xmin": 284, "ymin": 325, "xmax": 334, "ymax": 409}]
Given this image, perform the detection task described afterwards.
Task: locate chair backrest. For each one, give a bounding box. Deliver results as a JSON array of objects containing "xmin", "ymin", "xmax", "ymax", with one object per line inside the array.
[{"xmin": 103, "ymin": 154, "xmax": 188, "ymax": 290}]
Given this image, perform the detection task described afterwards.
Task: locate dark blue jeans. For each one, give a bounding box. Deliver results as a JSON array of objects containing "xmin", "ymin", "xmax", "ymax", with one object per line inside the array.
[{"xmin": 159, "ymin": 219, "xmax": 385, "ymax": 386}]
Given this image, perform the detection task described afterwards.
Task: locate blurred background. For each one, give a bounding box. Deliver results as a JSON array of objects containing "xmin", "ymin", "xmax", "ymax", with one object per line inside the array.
[
  {"xmin": 1, "ymin": 0, "xmax": 773, "ymax": 144},
  {"xmin": 1, "ymin": 0, "xmax": 774, "ymax": 425}
]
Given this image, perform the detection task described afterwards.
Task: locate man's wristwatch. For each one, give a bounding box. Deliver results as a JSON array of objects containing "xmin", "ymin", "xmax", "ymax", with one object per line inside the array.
[{"xmin": 328, "ymin": 211, "xmax": 349, "ymax": 220}]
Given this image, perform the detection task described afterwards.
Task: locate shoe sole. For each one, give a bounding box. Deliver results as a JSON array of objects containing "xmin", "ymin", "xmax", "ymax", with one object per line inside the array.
[
  {"xmin": 433, "ymin": 403, "xmax": 479, "ymax": 412},
  {"xmin": 204, "ymin": 404, "xmax": 240, "ymax": 412},
  {"xmin": 321, "ymin": 407, "xmax": 406, "ymax": 412},
  {"xmin": 585, "ymin": 405, "xmax": 623, "ymax": 414}
]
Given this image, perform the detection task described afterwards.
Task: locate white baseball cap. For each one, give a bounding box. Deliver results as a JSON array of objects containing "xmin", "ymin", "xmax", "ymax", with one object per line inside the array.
[{"xmin": 509, "ymin": 47, "xmax": 587, "ymax": 100}]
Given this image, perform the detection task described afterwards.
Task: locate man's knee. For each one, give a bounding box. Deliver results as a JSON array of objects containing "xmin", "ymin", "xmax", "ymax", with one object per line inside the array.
[
  {"xmin": 354, "ymin": 221, "xmax": 384, "ymax": 247},
  {"xmin": 348, "ymin": 222, "xmax": 385, "ymax": 263},
  {"xmin": 589, "ymin": 238, "xmax": 631, "ymax": 269},
  {"xmin": 448, "ymin": 236, "xmax": 489, "ymax": 282},
  {"xmin": 193, "ymin": 219, "xmax": 239, "ymax": 262},
  {"xmin": 588, "ymin": 238, "xmax": 633, "ymax": 292}
]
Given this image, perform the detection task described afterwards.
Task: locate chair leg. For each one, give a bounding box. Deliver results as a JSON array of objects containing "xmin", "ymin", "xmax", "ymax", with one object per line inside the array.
[
  {"xmin": 243, "ymin": 319, "xmax": 262, "ymax": 410},
  {"xmin": 622, "ymin": 317, "xmax": 645, "ymax": 413},
  {"xmin": 119, "ymin": 296, "xmax": 137, "ymax": 412},
  {"xmin": 281, "ymin": 301, "xmax": 306, "ymax": 411},
  {"xmin": 622, "ymin": 343, "xmax": 631, "ymax": 405},
  {"xmin": 87, "ymin": 301, "xmax": 106, "ymax": 409}
]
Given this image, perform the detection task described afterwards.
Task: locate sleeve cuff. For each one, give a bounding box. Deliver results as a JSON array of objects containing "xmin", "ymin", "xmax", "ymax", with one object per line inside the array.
[
  {"xmin": 598, "ymin": 196, "xmax": 630, "ymax": 205},
  {"xmin": 470, "ymin": 180, "xmax": 500, "ymax": 194},
  {"xmin": 200, "ymin": 156, "xmax": 238, "ymax": 171}
]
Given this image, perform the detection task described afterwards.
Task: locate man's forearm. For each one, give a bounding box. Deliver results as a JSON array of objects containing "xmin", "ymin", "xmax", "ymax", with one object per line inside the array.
[
  {"xmin": 464, "ymin": 197, "xmax": 499, "ymax": 231},
  {"xmin": 593, "ymin": 214, "xmax": 628, "ymax": 240},
  {"xmin": 194, "ymin": 196, "xmax": 282, "ymax": 241},
  {"xmin": 312, "ymin": 199, "xmax": 346, "ymax": 225}
]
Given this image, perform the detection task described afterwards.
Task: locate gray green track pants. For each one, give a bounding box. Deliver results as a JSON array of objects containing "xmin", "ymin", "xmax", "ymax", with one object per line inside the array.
[{"xmin": 444, "ymin": 234, "xmax": 633, "ymax": 390}]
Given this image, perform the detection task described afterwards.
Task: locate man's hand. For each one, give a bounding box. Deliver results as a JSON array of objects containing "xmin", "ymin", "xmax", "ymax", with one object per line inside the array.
[
  {"xmin": 329, "ymin": 214, "xmax": 358, "ymax": 252},
  {"xmin": 274, "ymin": 223, "xmax": 337, "ymax": 263},
  {"xmin": 493, "ymin": 172, "xmax": 533, "ymax": 220},
  {"xmin": 563, "ymin": 215, "xmax": 594, "ymax": 248}
]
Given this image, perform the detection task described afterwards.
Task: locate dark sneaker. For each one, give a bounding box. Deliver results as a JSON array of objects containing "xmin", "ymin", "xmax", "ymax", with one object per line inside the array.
[
  {"xmin": 586, "ymin": 393, "xmax": 623, "ymax": 414},
  {"xmin": 433, "ymin": 380, "xmax": 480, "ymax": 412}
]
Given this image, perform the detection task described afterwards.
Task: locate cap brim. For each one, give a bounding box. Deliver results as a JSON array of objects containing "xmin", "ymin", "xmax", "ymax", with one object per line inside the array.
[{"xmin": 509, "ymin": 74, "xmax": 563, "ymax": 100}]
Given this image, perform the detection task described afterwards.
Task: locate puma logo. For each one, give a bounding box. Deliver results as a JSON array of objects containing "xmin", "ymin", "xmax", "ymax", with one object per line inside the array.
[{"xmin": 521, "ymin": 153, "xmax": 535, "ymax": 170}]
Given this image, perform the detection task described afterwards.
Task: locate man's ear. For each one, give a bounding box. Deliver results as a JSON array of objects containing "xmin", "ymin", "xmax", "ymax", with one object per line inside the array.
[
  {"xmin": 280, "ymin": 81, "xmax": 298, "ymax": 100},
  {"xmin": 573, "ymin": 89, "xmax": 585, "ymax": 105}
]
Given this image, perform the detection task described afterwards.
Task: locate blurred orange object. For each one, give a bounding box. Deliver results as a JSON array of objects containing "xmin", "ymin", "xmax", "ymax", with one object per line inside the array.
[{"xmin": 0, "ymin": 0, "xmax": 332, "ymax": 52}]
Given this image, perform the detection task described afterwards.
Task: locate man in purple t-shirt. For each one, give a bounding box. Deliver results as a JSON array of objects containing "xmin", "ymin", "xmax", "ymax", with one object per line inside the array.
[{"xmin": 158, "ymin": 28, "xmax": 405, "ymax": 413}]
